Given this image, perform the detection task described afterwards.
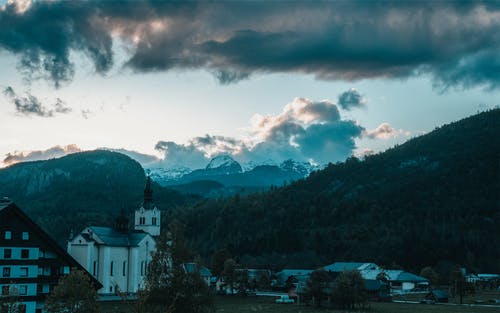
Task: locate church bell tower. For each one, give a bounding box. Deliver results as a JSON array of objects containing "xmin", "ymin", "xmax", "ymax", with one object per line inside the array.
[{"xmin": 134, "ymin": 176, "xmax": 161, "ymax": 236}]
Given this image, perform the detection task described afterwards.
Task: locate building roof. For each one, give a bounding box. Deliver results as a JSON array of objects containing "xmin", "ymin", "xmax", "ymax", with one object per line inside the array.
[
  {"xmin": 0, "ymin": 199, "xmax": 102, "ymax": 289},
  {"xmin": 87, "ymin": 226, "xmax": 149, "ymax": 247},
  {"xmin": 182, "ymin": 263, "xmax": 212, "ymax": 277},
  {"xmin": 323, "ymin": 262, "xmax": 379, "ymax": 272},
  {"xmin": 361, "ymin": 269, "xmax": 428, "ymax": 283}
]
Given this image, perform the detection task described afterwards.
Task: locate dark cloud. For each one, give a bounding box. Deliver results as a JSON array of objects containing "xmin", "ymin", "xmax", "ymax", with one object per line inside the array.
[
  {"xmin": 0, "ymin": 1, "xmax": 498, "ymax": 89},
  {"xmin": 3, "ymin": 144, "xmax": 81, "ymax": 166},
  {"xmin": 338, "ymin": 88, "xmax": 366, "ymax": 111},
  {"xmin": 2, "ymin": 86, "xmax": 71, "ymax": 117}
]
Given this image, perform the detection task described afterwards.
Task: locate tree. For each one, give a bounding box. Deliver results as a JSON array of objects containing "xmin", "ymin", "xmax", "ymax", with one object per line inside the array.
[
  {"xmin": 221, "ymin": 259, "xmax": 238, "ymax": 294},
  {"xmin": 211, "ymin": 249, "xmax": 232, "ymax": 277},
  {"xmin": 0, "ymin": 285, "xmax": 22, "ymax": 313},
  {"xmin": 141, "ymin": 221, "xmax": 214, "ymax": 313},
  {"xmin": 305, "ymin": 269, "xmax": 331, "ymax": 307},
  {"xmin": 331, "ymin": 270, "xmax": 367, "ymax": 310},
  {"xmin": 45, "ymin": 269, "xmax": 98, "ymax": 313},
  {"xmin": 420, "ymin": 266, "xmax": 439, "ymax": 285}
]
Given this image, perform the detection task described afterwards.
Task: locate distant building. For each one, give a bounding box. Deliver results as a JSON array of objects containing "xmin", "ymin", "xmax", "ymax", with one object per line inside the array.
[
  {"xmin": 322, "ymin": 262, "xmax": 380, "ymax": 272},
  {"xmin": 0, "ymin": 198, "xmax": 100, "ymax": 313},
  {"xmin": 67, "ymin": 177, "xmax": 159, "ymax": 295}
]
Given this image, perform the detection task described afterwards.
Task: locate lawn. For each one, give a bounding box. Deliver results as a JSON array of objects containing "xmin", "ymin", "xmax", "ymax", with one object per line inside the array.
[{"xmin": 100, "ymin": 295, "xmax": 500, "ymax": 313}]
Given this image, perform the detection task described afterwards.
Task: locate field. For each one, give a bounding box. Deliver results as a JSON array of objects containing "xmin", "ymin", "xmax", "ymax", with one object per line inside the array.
[{"xmin": 99, "ymin": 295, "xmax": 500, "ymax": 313}]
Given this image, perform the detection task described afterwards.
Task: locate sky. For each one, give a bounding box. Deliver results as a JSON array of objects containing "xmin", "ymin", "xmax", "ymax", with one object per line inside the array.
[{"xmin": 0, "ymin": 0, "xmax": 499, "ymax": 169}]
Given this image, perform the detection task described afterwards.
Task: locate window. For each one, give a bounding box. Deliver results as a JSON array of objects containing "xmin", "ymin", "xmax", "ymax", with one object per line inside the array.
[
  {"xmin": 110, "ymin": 261, "xmax": 114, "ymax": 276},
  {"xmin": 109, "ymin": 286, "xmax": 113, "ymax": 293},
  {"xmin": 4, "ymin": 231, "xmax": 11, "ymax": 240},
  {"xmin": 152, "ymin": 217, "xmax": 157, "ymax": 225},
  {"xmin": 122, "ymin": 261, "xmax": 127, "ymax": 276},
  {"xmin": 22, "ymin": 232, "xmax": 29, "ymax": 240},
  {"xmin": 1, "ymin": 286, "xmax": 9, "ymax": 295},
  {"xmin": 19, "ymin": 285, "xmax": 27, "ymax": 295},
  {"xmin": 3, "ymin": 267, "xmax": 11, "ymax": 277},
  {"xmin": 139, "ymin": 217, "xmax": 145, "ymax": 225},
  {"xmin": 140, "ymin": 261, "xmax": 144, "ymax": 276},
  {"xmin": 21, "ymin": 249, "xmax": 29, "ymax": 259},
  {"xmin": 20, "ymin": 267, "xmax": 28, "ymax": 277},
  {"xmin": 93, "ymin": 261, "xmax": 97, "ymax": 276},
  {"xmin": 3, "ymin": 249, "xmax": 11, "ymax": 259}
]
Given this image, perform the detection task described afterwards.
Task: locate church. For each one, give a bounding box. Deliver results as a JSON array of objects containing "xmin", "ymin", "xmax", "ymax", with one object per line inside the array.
[{"xmin": 67, "ymin": 177, "xmax": 160, "ymax": 295}]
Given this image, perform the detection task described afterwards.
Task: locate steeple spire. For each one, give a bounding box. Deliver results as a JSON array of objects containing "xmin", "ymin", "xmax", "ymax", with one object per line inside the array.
[{"xmin": 144, "ymin": 176, "xmax": 153, "ymax": 206}]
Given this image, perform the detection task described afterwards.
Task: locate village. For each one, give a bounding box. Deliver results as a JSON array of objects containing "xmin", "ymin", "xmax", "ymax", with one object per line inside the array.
[{"xmin": 1, "ymin": 179, "xmax": 499, "ymax": 313}]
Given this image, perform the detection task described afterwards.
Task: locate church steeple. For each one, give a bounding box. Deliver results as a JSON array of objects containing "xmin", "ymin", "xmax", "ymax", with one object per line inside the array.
[
  {"xmin": 144, "ymin": 176, "xmax": 153, "ymax": 204},
  {"xmin": 134, "ymin": 176, "xmax": 161, "ymax": 236}
]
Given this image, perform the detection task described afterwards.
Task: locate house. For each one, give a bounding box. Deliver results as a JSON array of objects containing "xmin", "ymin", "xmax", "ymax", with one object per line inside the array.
[
  {"xmin": 425, "ymin": 289, "xmax": 449, "ymax": 303},
  {"xmin": 67, "ymin": 177, "xmax": 159, "ymax": 295},
  {"xmin": 323, "ymin": 262, "xmax": 380, "ymax": 273},
  {"xmin": 275, "ymin": 269, "xmax": 314, "ymax": 288},
  {"xmin": 0, "ymin": 198, "xmax": 101, "ymax": 313},
  {"xmin": 361, "ymin": 269, "xmax": 429, "ymax": 293},
  {"xmin": 182, "ymin": 262, "xmax": 212, "ymax": 286}
]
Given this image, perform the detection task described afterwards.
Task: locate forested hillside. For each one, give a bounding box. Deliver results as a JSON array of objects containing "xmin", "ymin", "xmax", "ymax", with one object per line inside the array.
[
  {"xmin": 175, "ymin": 109, "xmax": 500, "ymax": 274},
  {"xmin": 0, "ymin": 150, "xmax": 197, "ymax": 243}
]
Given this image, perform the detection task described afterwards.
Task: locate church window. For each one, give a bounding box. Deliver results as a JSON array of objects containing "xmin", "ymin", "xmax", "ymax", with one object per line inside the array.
[
  {"xmin": 110, "ymin": 262, "xmax": 114, "ymax": 276},
  {"xmin": 152, "ymin": 217, "xmax": 157, "ymax": 225},
  {"xmin": 122, "ymin": 261, "xmax": 127, "ymax": 276}
]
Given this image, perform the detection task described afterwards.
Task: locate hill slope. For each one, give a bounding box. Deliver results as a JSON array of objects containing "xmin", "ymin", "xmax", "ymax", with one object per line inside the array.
[
  {"xmin": 0, "ymin": 150, "xmax": 196, "ymax": 243},
  {"xmin": 177, "ymin": 109, "xmax": 500, "ymax": 273}
]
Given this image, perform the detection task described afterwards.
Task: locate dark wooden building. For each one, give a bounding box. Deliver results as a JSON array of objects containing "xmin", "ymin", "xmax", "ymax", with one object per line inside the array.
[{"xmin": 0, "ymin": 198, "xmax": 100, "ymax": 313}]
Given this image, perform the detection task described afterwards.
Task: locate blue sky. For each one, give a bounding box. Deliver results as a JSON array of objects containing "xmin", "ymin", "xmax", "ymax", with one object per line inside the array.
[{"xmin": 0, "ymin": 1, "xmax": 498, "ymax": 168}]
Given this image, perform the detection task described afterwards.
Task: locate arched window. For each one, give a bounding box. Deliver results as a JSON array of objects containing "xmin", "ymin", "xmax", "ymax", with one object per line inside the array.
[{"xmin": 110, "ymin": 261, "xmax": 114, "ymax": 276}]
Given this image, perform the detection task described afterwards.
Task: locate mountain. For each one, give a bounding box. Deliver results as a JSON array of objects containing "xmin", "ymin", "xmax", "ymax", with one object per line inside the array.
[
  {"xmin": 155, "ymin": 155, "xmax": 319, "ymax": 196},
  {"xmin": 175, "ymin": 109, "xmax": 500, "ymax": 274},
  {"xmin": 0, "ymin": 150, "xmax": 196, "ymax": 245}
]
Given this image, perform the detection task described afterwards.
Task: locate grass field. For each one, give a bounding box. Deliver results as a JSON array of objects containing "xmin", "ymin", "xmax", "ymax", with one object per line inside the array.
[{"xmin": 100, "ymin": 295, "xmax": 500, "ymax": 313}]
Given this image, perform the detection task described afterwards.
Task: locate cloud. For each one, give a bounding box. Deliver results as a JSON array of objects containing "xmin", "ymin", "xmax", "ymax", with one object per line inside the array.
[
  {"xmin": 3, "ymin": 144, "xmax": 81, "ymax": 166},
  {"xmin": 365, "ymin": 122, "xmax": 409, "ymax": 139},
  {"xmin": 2, "ymin": 86, "xmax": 71, "ymax": 117},
  {"xmin": 2, "ymin": 144, "xmax": 162, "ymax": 167},
  {"xmin": 99, "ymin": 148, "xmax": 160, "ymax": 167},
  {"xmin": 155, "ymin": 96, "xmax": 366, "ymax": 167},
  {"xmin": 338, "ymin": 88, "xmax": 366, "ymax": 111},
  {"xmin": 0, "ymin": 1, "xmax": 498, "ymax": 89}
]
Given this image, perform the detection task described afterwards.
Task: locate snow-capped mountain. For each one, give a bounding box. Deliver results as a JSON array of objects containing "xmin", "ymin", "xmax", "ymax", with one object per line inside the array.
[
  {"xmin": 146, "ymin": 166, "xmax": 193, "ymax": 185},
  {"xmin": 205, "ymin": 155, "xmax": 243, "ymax": 175},
  {"xmin": 149, "ymin": 155, "xmax": 319, "ymax": 197}
]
